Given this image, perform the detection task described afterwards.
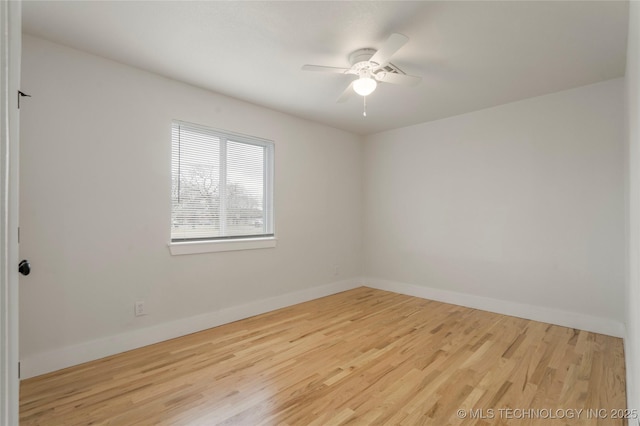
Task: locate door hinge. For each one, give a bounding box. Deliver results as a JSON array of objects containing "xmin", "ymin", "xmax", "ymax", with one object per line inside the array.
[
  {"xmin": 18, "ymin": 90, "xmax": 31, "ymax": 109},
  {"xmin": 18, "ymin": 362, "xmax": 21, "ymax": 379},
  {"xmin": 17, "ymin": 226, "xmax": 19, "ymax": 244}
]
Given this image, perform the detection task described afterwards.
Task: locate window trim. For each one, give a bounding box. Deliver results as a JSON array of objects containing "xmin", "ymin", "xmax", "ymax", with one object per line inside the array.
[
  {"xmin": 168, "ymin": 236, "xmax": 276, "ymax": 255},
  {"xmin": 169, "ymin": 120, "xmax": 275, "ymax": 254}
]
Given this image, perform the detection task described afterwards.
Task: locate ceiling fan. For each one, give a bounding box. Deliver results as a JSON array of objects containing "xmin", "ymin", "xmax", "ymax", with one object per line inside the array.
[{"xmin": 302, "ymin": 33, "xmax": 422, "ymax": 107}]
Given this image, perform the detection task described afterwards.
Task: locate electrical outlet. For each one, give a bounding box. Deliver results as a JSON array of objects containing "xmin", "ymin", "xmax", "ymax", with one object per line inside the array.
[{"xmin": 134, "ymin": 300, "xmax": 146, "ymax": 317}]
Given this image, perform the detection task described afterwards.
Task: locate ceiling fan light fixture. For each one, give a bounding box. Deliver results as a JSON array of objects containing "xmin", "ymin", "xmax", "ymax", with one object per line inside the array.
[{"xmin": 353, "ymin": 76, "xmax": 377, "ymax": 96}]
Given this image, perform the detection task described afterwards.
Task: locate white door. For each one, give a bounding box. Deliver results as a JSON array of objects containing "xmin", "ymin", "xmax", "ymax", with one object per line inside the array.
[{"xmin": 1, "ymin": 0, "xmax": 22, "ymax": 424}]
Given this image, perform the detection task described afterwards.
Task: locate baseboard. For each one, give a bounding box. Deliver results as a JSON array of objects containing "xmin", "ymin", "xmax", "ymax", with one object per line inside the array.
[
  {"xmin": 364, "ymin": 278, "xmax": 625, "ymax": 338},
  {"xmin": 20, "ymin": 278, "xmax": 364, "ymax": 380},
  {"xmin": 21, "ymin": 277, "xmax": 624, "ymax": 379}
]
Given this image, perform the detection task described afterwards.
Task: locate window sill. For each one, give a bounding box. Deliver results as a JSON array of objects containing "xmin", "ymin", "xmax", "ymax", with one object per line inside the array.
[{"xmin": 169, "ymin": 237, "xmax": 277, "ymax": 255}]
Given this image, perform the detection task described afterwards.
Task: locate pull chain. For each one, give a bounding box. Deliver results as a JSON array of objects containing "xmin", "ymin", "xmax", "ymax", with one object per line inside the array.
[{"xmin": 363, "ymin": 96, "xmax": 367, "ymax": 117}]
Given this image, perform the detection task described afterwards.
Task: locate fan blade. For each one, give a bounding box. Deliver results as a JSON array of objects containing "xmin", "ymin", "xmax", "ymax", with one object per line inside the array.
[
  {"xmin": 375, "ymin": 72, "xmax": 421, "ymax": 87},
  {"xmin": 369, "ymin": 33, "xmax": 409, "ymax": 67},
  {"xmin": 337, "ymin": 81, "xmax": 354, "ymax": 103},
  {"xmin": 302, "ymin": 64, "xmax": 351, "ymax": 74}
]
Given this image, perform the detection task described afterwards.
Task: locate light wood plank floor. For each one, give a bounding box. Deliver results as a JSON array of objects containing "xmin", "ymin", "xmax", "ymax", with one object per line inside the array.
[{"xmin": 20, "ymin": 287, "xmax": 627, "ymax": 425}]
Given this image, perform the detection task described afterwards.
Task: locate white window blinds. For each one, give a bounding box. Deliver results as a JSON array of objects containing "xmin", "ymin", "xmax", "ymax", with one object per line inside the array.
[{"xmin": 171, "ymin": 121, "xmax": 274, "ymax": 242}]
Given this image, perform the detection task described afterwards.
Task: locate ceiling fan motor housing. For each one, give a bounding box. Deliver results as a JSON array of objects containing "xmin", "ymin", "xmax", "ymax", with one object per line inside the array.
[
  {"xmin": 348, "ymin": 48, "xmax": 402, "ymax": 82},
  {"xmin": 349, "ymin": 48, "xmax": 378, "ymax": 68}
]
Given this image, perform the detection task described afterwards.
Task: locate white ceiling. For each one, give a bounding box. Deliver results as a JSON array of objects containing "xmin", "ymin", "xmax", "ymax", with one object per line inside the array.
[{"xmin": 22, "ymin": 1, "xmax": 629, "ymax": 136}]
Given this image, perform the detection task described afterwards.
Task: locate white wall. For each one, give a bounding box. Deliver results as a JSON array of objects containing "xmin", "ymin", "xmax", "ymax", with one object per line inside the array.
[
  {"xmin": 625, "ymin": 0, "xmax": 640, "ymax": 416},
  {"xmin": 19, "ymin": 32, "xmax": 629, "ymax": 384},
  {"xmin": 364, "ymin": 79, "xmax": 625, "ymax": 333},
  {"xmin": 18, "ymin": 35, "xmax": 364, "ymax": 377}
]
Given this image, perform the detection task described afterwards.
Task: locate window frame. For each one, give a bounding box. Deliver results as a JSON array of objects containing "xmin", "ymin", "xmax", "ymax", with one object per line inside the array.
[{"xmin": 168, "ymin": 120, "xmax": 276, "ymax": 255}]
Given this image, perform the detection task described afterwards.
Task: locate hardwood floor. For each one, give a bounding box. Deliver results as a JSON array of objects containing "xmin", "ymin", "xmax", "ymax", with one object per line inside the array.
[{"xmin": 20, "ymin": 287, "xmax": 627, "ymax": 425}]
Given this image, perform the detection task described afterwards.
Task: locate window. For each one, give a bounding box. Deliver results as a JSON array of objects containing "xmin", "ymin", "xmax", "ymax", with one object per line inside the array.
[{"xmin": 170, "ymin": 121, "xmax": 274, "ymax": 254}]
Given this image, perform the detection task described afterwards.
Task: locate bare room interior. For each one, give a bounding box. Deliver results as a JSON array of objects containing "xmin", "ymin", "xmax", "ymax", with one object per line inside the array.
[{"xmin": 1, "ymin": 0, "xmax": 639, "ymax": 424}]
